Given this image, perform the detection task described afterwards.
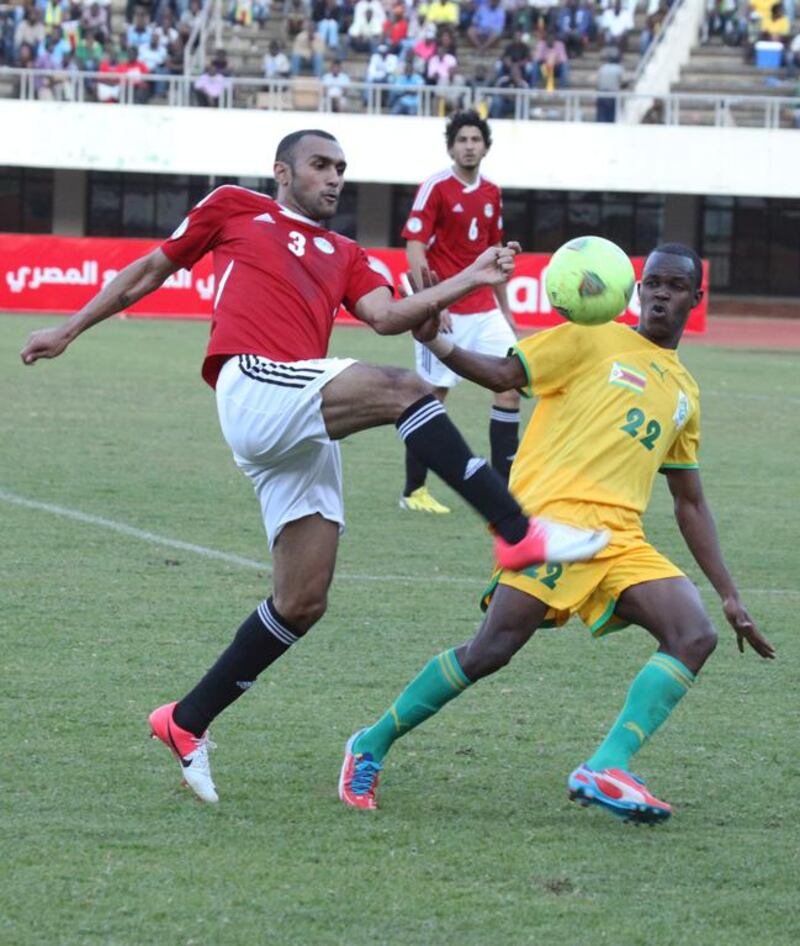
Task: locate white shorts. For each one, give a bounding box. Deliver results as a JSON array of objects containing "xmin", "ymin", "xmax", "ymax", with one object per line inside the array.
[
  {"xmin": 215, "ymin": 354, "xmax": 356, "ymax": 549},
  {"xmin": 414, "ymin": 308, "xmax": 516, "ymax": 388}
]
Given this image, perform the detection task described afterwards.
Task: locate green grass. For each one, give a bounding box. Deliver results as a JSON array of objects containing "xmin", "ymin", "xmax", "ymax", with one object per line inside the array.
[{"xmin": 2, "ymin": 314, "xmax": 799, "ymax": 946}]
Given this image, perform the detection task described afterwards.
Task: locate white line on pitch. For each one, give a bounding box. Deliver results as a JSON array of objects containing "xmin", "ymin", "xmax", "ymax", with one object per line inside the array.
[
  {"xmin": 0, "ymin": 488, "xmax": 476, "ymax": 586},
  {"xmin": 1, "ymin": 488, "xmax": 797, "ymax": 597}
]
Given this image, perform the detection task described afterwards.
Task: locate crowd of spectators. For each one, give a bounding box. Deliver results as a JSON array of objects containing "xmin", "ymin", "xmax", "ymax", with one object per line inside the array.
[
  {"xmin": 0, "ymin": 0, "xmax": 227, "ymax": 103},
  {"xmin": 249, "ymin": 0, "xmax": 658, "ymax": 117},
  {"xmin": 4, "ymin": 0, "xmax": 734, "ymax": 119}
]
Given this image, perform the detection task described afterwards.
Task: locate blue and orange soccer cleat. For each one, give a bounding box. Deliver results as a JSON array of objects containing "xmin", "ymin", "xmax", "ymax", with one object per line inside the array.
[
  {"xmin": 567, "ymin": 764, "xmax": 672, "ymax": 825},
  {"xmin": 149, "ymin": 701, "xmax": 219, "ymax": 804},
  {"xmin": 338, "ymin": 730, "xmax": 382, "ymax": 810}
]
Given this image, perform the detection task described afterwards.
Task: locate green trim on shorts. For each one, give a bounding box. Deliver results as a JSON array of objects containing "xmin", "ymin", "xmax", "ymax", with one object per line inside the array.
[
  {"xmin": 480, "ymin": 571, "xmax": 502, "ymax": 612},
  {"xmin": 659, "ymin": 463, "xmax": 699, "ymax": 472},
  {"xmin": 588, "ymin": 598, "xmax": 630, "ymax": 638},
  {"xmin": 509, "ymin": 346, "xmax": 533, "ymax": 399}
]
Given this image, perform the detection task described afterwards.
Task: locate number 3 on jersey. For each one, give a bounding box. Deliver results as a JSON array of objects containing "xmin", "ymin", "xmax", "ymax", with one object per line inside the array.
[{"xmin": 287, "ymin": 231, "xmax": 306, "ymax": 257}]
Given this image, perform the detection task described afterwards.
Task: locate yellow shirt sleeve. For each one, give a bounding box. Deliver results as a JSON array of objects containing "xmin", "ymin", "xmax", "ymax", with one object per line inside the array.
[
  {"xmin": 660, "ymin": 400, "xmax": 700, "ymax": 470},
  {"xmin": 512, "ymin": 323, "xmax": 596, "ymax": 399}
]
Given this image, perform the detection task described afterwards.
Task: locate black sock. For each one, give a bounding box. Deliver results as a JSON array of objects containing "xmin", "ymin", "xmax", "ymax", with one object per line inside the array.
[
  {"xmin": 173, "ymin": 598, "xmax": 300, "ymax": 736},
  {"xmin": 489, "ymin": 406, "xmax": 520, "ymax": 483},
  {"xmin": 396, "ymin": 395, "xmax": 528, "ymax": 544},
  {"xmin": 404, "ymin": 447, "xmax": 428, "ymax": 496}
]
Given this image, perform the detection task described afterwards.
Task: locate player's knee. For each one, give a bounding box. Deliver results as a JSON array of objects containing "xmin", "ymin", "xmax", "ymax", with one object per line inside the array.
[
  {"xmin": 391, "ymin": 368, "xmax": 434, "ymax": 414},
  {"xmin": 675, "ymin": 614, "xmax": 717, "ymax": 668},
  {"xmin": 273, "ymin": 590, "xmax": 328, "ymax": 634},
  {"xmin": 460, "ymin": 635, "xmax": 515, "ymax": 680},
  {"xmin": 495, "ymin": 389, "xmax": 520, "ymax": 410},
  {"xmin": 689, "ymin": 615, "xmax": 718, "ymax": 662}
]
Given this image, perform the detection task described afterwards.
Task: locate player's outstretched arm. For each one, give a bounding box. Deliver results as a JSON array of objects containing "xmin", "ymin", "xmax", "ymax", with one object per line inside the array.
[
  {"xmin": 20, "ymin": 248, "xmax": 178, "ymax": 365},
  {"xmin": 666, "ymin": 468, "xmax": 775, "ymax": 659},
  {"xmin": 354, "ymin": 243, "xmax": 520, "ymax": 337}
]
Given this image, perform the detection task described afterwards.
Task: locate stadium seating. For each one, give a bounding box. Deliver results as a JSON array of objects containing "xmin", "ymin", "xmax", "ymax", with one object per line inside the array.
[{"xmin": 674, "ymin": 39, "xmax": 796, "ymax": 127}]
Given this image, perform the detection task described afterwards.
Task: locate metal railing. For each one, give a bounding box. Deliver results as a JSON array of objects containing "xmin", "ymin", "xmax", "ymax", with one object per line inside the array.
[
  {"xmin": 633, "ymin": 0, "xmax": 688, "ymax": 85},
  {"xmin": 1, "ymin": 68, "xmax": 797, "ymax": 128},
  {"xmin": 183, "ymin": 0, "xmax": 224, "ymax": 76}
]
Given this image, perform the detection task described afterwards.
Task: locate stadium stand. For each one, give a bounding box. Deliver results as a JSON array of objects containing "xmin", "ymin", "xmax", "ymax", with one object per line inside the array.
[
  {"xmin": 0, "ymin": 0, "xmax": 797, "ymax": 127},
  {"xmin": 674, "ymin": 20, "xmax": 797, "ymax": 126}
]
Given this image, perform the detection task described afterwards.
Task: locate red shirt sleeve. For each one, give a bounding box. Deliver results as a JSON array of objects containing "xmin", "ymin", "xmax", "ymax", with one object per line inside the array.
[
  {"xmin": 159, "ymin": 187, "xmax": 229, "ymax": 271},
  {"xmin": 343, "ymin": 246, "xmax": 392, "ymax": 312},
  {"xmin": 401, "ymin": 181, "xmax": 441, "ymax": 244},
  {"xmin": 489, "ymin": 188, "xmax": 504, "ymax": 245}
]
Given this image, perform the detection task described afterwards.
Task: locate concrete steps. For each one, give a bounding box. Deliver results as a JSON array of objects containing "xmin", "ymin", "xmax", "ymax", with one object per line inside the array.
[{"xmin": 675, "ymin": 36, "xmax": 796, "ymax": 123}]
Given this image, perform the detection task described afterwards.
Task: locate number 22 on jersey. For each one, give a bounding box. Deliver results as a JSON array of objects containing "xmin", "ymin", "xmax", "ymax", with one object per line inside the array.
[{"xmin": 620, "ymin": 408, "xmax": 661, "ymax": 451}]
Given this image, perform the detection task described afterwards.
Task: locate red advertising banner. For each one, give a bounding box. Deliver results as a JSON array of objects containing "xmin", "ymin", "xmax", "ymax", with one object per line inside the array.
[{"xmin": 0, "ymin": 234, "xmax": 707, "ymax": 331}]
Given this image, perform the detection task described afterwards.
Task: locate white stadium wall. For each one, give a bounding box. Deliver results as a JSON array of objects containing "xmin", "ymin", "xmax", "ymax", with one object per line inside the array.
[{"xmin": 3, "ymin": 100, "xmax": 799, "ymax": 199}]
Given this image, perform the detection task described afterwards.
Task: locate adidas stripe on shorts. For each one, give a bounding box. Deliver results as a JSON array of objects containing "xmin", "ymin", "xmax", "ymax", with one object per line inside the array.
[{"xmin": 215, "ymin": 354, "xmax": 355, "ymax": 548}]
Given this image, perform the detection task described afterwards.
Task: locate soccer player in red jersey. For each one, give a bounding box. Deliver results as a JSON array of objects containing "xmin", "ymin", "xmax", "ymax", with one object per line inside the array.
[
  {"xmin": 399, "ymin": 110, "xmax": 520, "ymax": 515},
  {"xmin": 20, "ymin": 129, "xmax": 606, "ymax": 803}
]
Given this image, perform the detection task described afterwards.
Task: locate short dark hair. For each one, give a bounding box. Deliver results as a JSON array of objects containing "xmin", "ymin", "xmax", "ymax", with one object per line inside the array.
[
  {"xmin": 445, "ymin": 110, "xmax": 492, "ymax": 150},
  {"xmin": 275, "ymin": 129, "xmax": 338, "ymax": 167},
  {"xmin": 647, "ymin": 243, "xmax": 703, "ymax": 290}
]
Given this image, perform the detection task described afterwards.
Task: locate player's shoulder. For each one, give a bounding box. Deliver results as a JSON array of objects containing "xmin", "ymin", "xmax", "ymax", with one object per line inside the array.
[
  {"xmin": 412, "ymin": 168, "xmax": 454, "ymax": 208},
  {"xmin": 195, "ymin": 184, "xmax": 274, "ymax": 213},
  {"xmin": 675, "ymin": 358, "xmax": 701, "ymax": 399},
  {"xmin": 479, "ymin": 174, "xmax": 502, "ymax": 198}
]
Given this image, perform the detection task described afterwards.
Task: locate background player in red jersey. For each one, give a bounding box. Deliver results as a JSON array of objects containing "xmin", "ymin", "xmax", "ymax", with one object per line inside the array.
[
  {"xmin": 20, "ymin": 129, "xmax": 606, "ymax": 804},
  {"xmin": 399, "ymin": 110, "xmax": 520, "ymax": 515}
]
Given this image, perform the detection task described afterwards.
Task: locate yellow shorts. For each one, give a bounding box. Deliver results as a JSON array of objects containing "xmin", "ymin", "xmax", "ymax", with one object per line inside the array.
[{"xmin": 480, "ymin": 537, "xmax": 685, "ymax": 637}]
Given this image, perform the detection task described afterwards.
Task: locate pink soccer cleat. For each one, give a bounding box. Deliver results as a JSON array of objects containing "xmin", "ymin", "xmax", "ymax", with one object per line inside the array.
[
  {"xmin": 338, "ymin": 730, "xmax": 382, "ymax": 811},
  {"xmin": 494, "ymin": 517, "xmax": 609, "ymax": 572},
  {"xmin": 148, "ymin": 701, "xmax": 218, "ymax": 803}
]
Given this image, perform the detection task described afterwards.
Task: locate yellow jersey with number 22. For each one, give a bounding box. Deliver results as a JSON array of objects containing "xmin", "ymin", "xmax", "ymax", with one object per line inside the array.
[{"xmin": 510, "ymin": 321, "xmax": 700, "ymax": 537}]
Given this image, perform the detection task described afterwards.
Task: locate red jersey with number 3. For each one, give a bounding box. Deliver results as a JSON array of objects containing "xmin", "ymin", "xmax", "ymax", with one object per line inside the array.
[
  {"xmin": 159, "ymin": 185, "xmax": 390, "ymax": 387},
  {"xmin": 401, "ymin": 170, "xmax": 503, "ymax": 315}
]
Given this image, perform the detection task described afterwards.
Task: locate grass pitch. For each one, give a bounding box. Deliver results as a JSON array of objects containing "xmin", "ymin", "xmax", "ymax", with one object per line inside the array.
[{"xmin": 1, "ymin": 314, "xmax": 799, "ymax": 946}]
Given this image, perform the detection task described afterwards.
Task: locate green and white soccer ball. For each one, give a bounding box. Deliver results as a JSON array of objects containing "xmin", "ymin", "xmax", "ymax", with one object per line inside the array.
[{"xmin": 545, "ymin": 236, "xmax": 636, "ymax": 326}]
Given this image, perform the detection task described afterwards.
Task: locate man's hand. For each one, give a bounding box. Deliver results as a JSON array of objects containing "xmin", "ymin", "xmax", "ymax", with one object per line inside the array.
[
  {"xmin": 722, "ymin": 594, "xmax": 775, "ymax": 659},
  {"xmin": 402, "ymin": 268, "xmax": 453, "ymax": 338},
  {"xmin": 467, "ymin": 242, "xmax": 521, "ymax": 287},
  {"xmin": 412, "ymin": 310, "xmax": 442, "ymax": 343},
  {"xmin": 20, "ymin": 324, "xmax": 73, "ymax": 365}
]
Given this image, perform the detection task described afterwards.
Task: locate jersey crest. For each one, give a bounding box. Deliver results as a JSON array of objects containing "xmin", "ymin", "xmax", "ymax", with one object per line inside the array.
[{"xmin": 673, "ymin": 390, "xmax": 690, "ymax": 428}]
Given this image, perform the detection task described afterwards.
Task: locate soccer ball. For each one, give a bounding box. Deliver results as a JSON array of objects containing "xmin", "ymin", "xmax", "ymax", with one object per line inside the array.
[{"xmin": 545, "ymin": 236, "xmax": 636, "ymax": 326}]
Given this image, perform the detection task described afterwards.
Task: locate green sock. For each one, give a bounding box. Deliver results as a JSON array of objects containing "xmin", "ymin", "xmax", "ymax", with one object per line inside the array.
[
  {"xmin": 586, "ymin": 652, "xmax": 695, "ymax": 772},
  {"xmin": 354, "ymin": 648, "xmax": 472, "ymax": 763}
]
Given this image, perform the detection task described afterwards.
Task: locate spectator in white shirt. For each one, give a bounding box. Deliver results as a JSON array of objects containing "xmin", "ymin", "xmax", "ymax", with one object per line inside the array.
[
  {"xmin": 126, "ymin": 7, "xmax": 151, "ymax": 51},
  {"xmin": 348, "ymin": 0, "xmax": 386, "ymax": 52},
  {"xmin": 364, "ymin": 42, "xmax": 398, "ymax": 103},
  {"xmin": 138, "ymin": 28, "xmax": 168, "ymax": 96},
  {"xmin": 322, "ymin": 58, "xmax": 351, "ymax": 110},
  {"xmin": 600, "ymin": 0, "xmax": 633, "ymax": 52},
  {"xmin": 263, "ymin": 38, "xmax": 290, "ymax": 77}
]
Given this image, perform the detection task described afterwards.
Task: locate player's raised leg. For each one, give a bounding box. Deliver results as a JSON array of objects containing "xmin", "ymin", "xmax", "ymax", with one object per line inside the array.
[
  {"xmin": 151, "ymin": 515, "xmax": 339, "ymax": 801},
  {"xmin": 340, "ymin": 586, "xmax": 547, "ymax": 808},
  {"xmin": 568, "ymin": 576, "xmax": 717, "ymax": 824},
  {"xmin": 321, "ymin": 362, "xmax": 608, "ymax": 568}
]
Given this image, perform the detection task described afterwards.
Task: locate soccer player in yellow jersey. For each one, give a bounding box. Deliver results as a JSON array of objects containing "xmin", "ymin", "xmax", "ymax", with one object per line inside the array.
[{"xmin": 339, "ymin": 243, "xmax": 775, "ymax": 822}]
